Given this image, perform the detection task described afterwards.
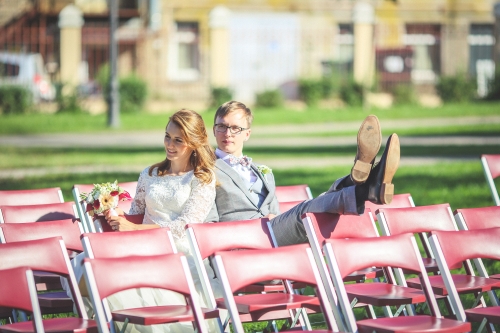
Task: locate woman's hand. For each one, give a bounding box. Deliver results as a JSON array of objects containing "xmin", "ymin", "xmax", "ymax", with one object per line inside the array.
[
  {"xmin": 105, "ymin": 210, "xmax": 137, "ymax": 232},
  {"xmin": 113, "ymin": 207, "xmax": 125, "ymax": 216}
]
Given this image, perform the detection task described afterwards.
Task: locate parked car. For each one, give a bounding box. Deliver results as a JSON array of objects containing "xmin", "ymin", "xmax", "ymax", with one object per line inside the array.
[{"xmin": 0, "ymin": 52, "xmax": 56, "ymax": 102}]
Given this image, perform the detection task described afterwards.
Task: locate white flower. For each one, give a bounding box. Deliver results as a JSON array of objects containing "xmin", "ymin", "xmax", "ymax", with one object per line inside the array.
[{"xmin": 257, "ymin": 165, "xmax": 272, "ymax": 175}]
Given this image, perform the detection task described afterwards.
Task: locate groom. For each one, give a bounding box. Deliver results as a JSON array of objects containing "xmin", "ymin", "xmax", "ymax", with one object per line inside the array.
[{"xmin": 204, "ymin": 101, "xmax": 400, "ymax": 246}]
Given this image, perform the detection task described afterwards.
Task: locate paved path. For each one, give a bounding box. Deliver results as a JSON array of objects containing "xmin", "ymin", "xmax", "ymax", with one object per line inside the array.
[{"xmin": 1, "ymin": 115, "xmax": 498, "ymax": 178}]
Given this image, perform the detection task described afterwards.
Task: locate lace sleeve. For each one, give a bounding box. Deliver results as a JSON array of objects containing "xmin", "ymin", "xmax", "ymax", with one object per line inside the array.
[
  {"xmin": 128, "ymin": 168, "xmax": 148, "ymax": 215},
  {"xmin": 158, "ymin": 175, "xmax": 216, "ymax": 239}
]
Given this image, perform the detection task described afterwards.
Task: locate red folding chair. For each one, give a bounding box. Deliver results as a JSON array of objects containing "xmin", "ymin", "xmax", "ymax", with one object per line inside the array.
[
  {"xmin": 0, "ymin": 187, "xmax": 64, "ymax": 205},
  {"xmin": 0, "ymin": 201, "xmax": 78, "ymax": 224},
  {"xmin": 430, "ymin": 227, "xmax": 500, "ymax": 331},
  {"xmin": 377, "ymin": 203, "xmax": 498, "ymax": 321},
  {"xmin": 323, "ymin": 233, "xmax": 471, "ymax": 333},
  {"xmin": 301, "ymin": 210, "xmax": 429, "ymax": 321},
  {"xmin": 0, "ymin": 237, "xmax": 97, "ymax": 333},
  {"xmin": 454, "ymin": 205, "xmax": 500, "ymax": 280},
  {"xmin": 81, "ymin": 228, "xmax": 222, "ymax": 333},
  {"xmin": 481, "ymin": 154, "xmax": 500, "ymax": 206},
  {"xmin": 0, "ymin": 218, "xmax": 84, "ymax": 315},
  {"xmin": 275, "ymin": 184, "xmax": 313, "ymax": 202},
  {"xmin": 213, "ymin": 244, "xmax": 339, "ymax": 333},
  {"xmin": 186, "ymin": 218, "xmax": 311, "ymax": 331},
  {"xmin": 83, "ymin": 254, "xmax": 213, "ymax": 333}
]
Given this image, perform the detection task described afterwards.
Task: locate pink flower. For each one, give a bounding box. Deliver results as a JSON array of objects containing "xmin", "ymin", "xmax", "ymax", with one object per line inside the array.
[
  {"xmin": 93, "ymin": 200, "xmax": 100, "ymax": 210},
  {"xmin": 110, "ymin": 191, "xmax": 119, "ymax": 196},
  {"xmin": 119, "ymin": 191, "xmax": 132, "ymax": 201}
]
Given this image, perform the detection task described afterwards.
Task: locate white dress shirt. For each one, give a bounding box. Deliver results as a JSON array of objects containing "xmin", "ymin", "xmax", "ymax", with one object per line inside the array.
[{"xmin": 215, "ymin": 148, "xmax": 257, "ymax": 188}]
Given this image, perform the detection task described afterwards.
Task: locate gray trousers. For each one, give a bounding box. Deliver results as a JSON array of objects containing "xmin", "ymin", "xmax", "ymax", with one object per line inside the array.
[{"xmin": 269, "ymin": 176, "xmax": 359, "ymax": 246}]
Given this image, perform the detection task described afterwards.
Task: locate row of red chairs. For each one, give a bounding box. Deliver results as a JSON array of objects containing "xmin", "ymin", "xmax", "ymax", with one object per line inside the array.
[{"xmin": 2, "ymin": 201, "xmax": 500, "ymax": 332}]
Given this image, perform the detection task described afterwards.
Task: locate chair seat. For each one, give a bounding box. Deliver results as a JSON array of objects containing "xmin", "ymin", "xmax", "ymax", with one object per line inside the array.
[
  {"xmin": 466, "ymin": 306, "xmax": 500, "ymax": 325},
  {"xmin": 112, "ymin": 305, "xmax": 219, "ymax": 325},
  {"xmin": 357, "ymin": 315, "xmax": 471, "ymax": 333},
  {"xmin": 344, "ymin": 282, "xmax": 426, "ymax": 306},
  {"xmin": 216, "ymin": 293, "xmax": 320, "ymax": 313},
  {"xmin": 489, "ymin": 273, "xmax": 500, "ymax": 280},
  {"xmin": 33, "ymin": 271, "xmax": 63, "ymax": 291},
  {"xmin": 0, "ymin": 318, "xmax": 98, "ymax": 333},
  {"xmin": 343, "ymin": 267, "xmax": 385, "ymax": 282},
  {"xmin": 402, "ymin": 257, "xmax": 440, "ymax": 274},
  {"xmin": 406, "ymin": 275, "xmax": 500, "ymax": 296}
]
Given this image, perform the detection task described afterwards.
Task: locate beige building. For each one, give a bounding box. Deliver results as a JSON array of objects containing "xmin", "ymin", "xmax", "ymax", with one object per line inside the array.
[{"xmin": 0, "ymin": 0, "xmax": 497, "ymax": 108}]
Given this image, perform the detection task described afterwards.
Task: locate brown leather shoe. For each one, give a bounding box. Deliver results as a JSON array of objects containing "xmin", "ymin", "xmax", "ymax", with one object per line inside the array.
[
  {"xmin": 351, "ymin": 115, "xmax": 382, "ymax": 184},
  {"xmin": 367, "ymin": 133, "xmax": 400, "ymax": 204}
]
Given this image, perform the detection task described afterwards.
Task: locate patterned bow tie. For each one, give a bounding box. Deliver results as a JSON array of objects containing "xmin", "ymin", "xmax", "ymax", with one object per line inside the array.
[{"xmin": 228, "ymin": 155, "xmax": 252, "ymax": 168}]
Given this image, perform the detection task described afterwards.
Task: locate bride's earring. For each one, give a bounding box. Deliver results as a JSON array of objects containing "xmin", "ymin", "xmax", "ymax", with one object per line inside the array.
[{"xmin": 193, "ymin": 151, "xmax": 197, "ymax": 157}]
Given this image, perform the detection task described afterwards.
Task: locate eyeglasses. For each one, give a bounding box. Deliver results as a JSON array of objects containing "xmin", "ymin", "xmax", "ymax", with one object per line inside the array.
[{"xmin": 214, "ymin": 123, "xmax": 249, "ymax": 135}]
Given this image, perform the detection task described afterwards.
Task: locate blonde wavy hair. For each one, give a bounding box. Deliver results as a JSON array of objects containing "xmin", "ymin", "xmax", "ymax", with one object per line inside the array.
[{"xmin": 149, "ymin": 109, "xmax": 215, "ymax": 185}]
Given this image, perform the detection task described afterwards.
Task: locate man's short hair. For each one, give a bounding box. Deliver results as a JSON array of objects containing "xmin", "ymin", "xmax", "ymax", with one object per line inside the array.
[{"xmin": 214, "ymin": 101, "xmax": 253, "ymax": 128}]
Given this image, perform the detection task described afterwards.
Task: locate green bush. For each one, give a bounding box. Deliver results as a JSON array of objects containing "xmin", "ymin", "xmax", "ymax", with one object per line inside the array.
[
  {"xmin": 486, "ymin": 67, "xmax": 500, "ymax": 100},
  {"xmin": 55, "ymin": 83, "xmax": 86, "ymax": 114},
  {"xmin": 211, "ymin": 87, "xmax": 232, "ymax": 108},
  {"xmin": 392, "ymin": 84, "xmax": 417, "ymax": 105},
  {"xmin": 0, "ymin": 85, "xmax": 32, "ymax": 114},
  {"xmin": 96, "ymin": 65, "xmax": 147, "ymax": 113},
  {"xmin": 339, "ymin": 80, "xmax": 364, "ymax": 107},
  {"xmin": 119, "ymin": 75, "xmax": 147, "ymax": 113},
  {"xmin": 298, "ymin": 79, "xmax": 323, "ymax": 107},
  {"xmin": 255, "ymin": 89, "xmax": 284, "ymax": 108},
  {"xmin": 436, "ymin": 73, "xmax": 476, "ymax": 103}
]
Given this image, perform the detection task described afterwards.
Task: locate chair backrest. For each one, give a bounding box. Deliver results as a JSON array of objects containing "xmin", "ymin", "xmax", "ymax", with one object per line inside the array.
[
  {"xmin": 0, "ymin": 219, "xmax": 84, "ymax": 252},
  {"xmin": 323, "ymin": 233, "xmax": 443, "ymax": 332},
  {"xmin": 0, "ymin": 266, "xmax": 39, "ymax": 314},
  {"xmin": 364, "ymin": 193, "xmax": 415, "ymax": 218},
  {"xmin": 0, "ymin": 187, "xmax": 64, "ymax": 206},
  {"xmin": 213, "ymin": 244, "xmax": 338, "ymax": 333},
  {"xmin": 0, "ymin": 201, "xmax": 77, "ymax": 223},
  {"xmin": 430, "ymin": 228, "xmax": 500, "ymax": 271},
  {"xmin": 186, "ymin": 218, "xmax": 274, "ymax": 260},
  {"xmin": 377, "ymin": 203, "xmax": 461, "ymax": 271},
  {"xmin": 481, "ymin": 154, "xmax": 500, "ymax": 205},
  {"xmin": 278, "ymin": 200, "xmax": 303, "ymax": 213},
  {"xmin": 275, "ymin": 184, "xmax": 313, "ymax": 202},
  {"xmin": 377, "ymin": 203, "xmax": 457, "ymax": 236},
  {"xmin": 81, "ymin": 227, "xmax": 176, "ymax": 259},
  {"xmin": 454, "ymin": 206, "xmax": 500, "ymax": 230},
  {"xmin": 0, "ymin": 237, "xmax": 87, "ymax": 318},
  {"xmin": 302, "ymin": 210, "xmax": 378, "ymax": 244},
  {"xmin": 84, "ymin": 253, "xmax": 207, "ymax": 333}
]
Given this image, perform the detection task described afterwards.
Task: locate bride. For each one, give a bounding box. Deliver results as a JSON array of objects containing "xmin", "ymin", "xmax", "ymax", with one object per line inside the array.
[{"xmin": 104, "ymin": 109, "xmax": 222, "ymax": 333}]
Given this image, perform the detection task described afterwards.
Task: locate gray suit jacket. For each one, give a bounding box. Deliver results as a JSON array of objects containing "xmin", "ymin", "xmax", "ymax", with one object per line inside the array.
[{"xmin": 205, "ymin": 159, "xmax": 280, "ymax": 222}]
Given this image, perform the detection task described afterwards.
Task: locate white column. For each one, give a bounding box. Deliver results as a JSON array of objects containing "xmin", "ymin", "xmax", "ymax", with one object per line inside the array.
[
  {"xmin": 58, "ymin": 4, "xmax": 84, "ymax": 93},
  {"xmin": 209, "ymin": 6, "xmax": 231, "ymax": 87},
  {"xmin": 352, "ymin": 1, "xmax": 375, "ymax": 87}
]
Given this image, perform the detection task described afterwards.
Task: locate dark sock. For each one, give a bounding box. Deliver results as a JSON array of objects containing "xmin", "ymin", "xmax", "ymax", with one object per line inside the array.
[
  {"xmin": 355, "ymin": 183, "xmax": 369, "ymax": 214},
  {"xmin": 339, "ymin": 175, "xmax": 356, "ymax": 189}
]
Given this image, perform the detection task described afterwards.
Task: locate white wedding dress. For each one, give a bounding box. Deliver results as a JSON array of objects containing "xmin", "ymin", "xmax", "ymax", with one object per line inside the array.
[{"xmin": 98, "ymin": 167, "xmax": 223, "ymax": 333}]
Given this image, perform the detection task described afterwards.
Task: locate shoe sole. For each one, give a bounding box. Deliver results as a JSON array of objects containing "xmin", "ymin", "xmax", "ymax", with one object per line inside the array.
[
  {"xmin": 352, "ymin": 115, "xmax": 382, "ymax": 184},
  {"xmin": 380, "ymin": 133, "xmax": 400, "ymax": 204}
]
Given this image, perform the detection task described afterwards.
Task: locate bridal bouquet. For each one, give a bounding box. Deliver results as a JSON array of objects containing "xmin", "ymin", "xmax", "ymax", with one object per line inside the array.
[{"xmin": 80, "ymin": 181, "xmax": 132, "ymax": 216}]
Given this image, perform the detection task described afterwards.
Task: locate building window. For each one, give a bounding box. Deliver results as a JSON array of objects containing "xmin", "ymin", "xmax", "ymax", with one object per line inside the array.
[
  {"xmin": 323, "ymin": 24, "xmax": 353, "ymax": 78},
  {"xmin": 168, "ymin": 22, "xmax": 200, "ymax": 81},
  {"xmin": 469, "ymin": 24, "xmax": 495, "ymax": 97},
  {"xmin": 404, "ymin": 24, "xmax": 441, "ymax": 84}
]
